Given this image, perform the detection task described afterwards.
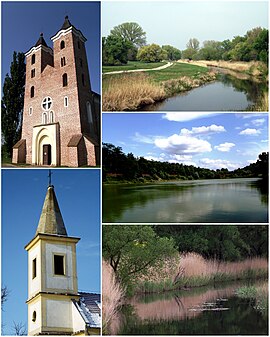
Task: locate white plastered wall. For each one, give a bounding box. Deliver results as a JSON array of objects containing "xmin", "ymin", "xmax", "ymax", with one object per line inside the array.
[{"xmin": 28, "ymin": 241, "xmax": 41, "ymax": 298}]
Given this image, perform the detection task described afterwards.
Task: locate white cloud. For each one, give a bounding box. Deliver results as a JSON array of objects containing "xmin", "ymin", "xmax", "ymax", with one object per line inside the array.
[
  {"xmin": 155, "ymin": 134, "xmax": 212, "ymax": 155},
  {"xmin": 163, "ymin": 112, "xmax": 217, "ymax": 122},
  {"xmin": 180, "ymin": 124, "xmax": 226, "ymax": 135},
  {"xmin": 251, "ymin": 118, "xmax": 265, "ymax": 126},
  {"xmin": 214, "ymin": 142, "xmax": 235, "ymax": 152},
  {"xmin": 261, "ymin": 139, "xmax": 268, "ymax": 143},
  {"xmin": 199, "ymin": 158, "xmax": 239, "ymax": 170},
  {"xmin": 132, "ymin": 132, "xmax": 155, "ymax": 144},
  {"xmin": 239, "ymin": 128, "xmax": 261, "ymax": 136}
]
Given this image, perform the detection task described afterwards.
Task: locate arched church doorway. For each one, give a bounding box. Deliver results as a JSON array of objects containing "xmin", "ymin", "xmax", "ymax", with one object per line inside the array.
[{"xmin": 43, "ymin": 144, "xmax": 52, "ymax": 165}]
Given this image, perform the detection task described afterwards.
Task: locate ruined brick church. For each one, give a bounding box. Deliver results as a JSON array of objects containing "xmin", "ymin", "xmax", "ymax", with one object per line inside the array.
[{"xmin": 12, "ymin": 16, "xmax": 100, "ymax": 167}]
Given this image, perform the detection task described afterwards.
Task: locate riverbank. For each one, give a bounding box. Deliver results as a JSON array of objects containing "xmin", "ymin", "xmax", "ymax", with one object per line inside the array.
[
  {"xmin": 178, "ymin": 60, "xmax": 268, "ymax": 79},
  {"xmin": 102, "ymin": 62, "xmax": 216, "ymax": 111}
]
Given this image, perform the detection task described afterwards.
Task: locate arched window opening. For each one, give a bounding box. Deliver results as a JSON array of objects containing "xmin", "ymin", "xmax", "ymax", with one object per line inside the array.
[
  {"xmin": 30, "ymin": 86, "xmax": 35, "ymax": 98},
  {"xmin": 32, "ymin": 311, "xmax": 37, "ymax": 322},
  {"xmin": 86, "ymin": 101, "xmax": 93, "ymax": 124},
  {"xmin": 50, "ymin": 111, "xmax": 54, "ymax": 123},
  {"xmin": 42, "ymin": 112, "xmax": 47, "ymax": 124},
  {"xmin": 61, "ymin": 57, "xmax": 66, "ymax": 67},
  {"xmin": 62, "ymin": 73, "xmax": 68, "ymax": 87},
  {"xmin": 31, "ymin": 54, "xmax": 35, "ymax": 65},
  {"xmin": 60, "ymin": 40, "xmax": 65, "ymax": 49},
  {"xmin": 29, "ymin": 107, "xmax": 33, "ymax": 116},
  {"xmin": 64, "ymin": 96, "xmax": 68, "ymax": 107},
  {"xmin": 31, "ymin": 69, "xmax": 35, "ymax": 78}
]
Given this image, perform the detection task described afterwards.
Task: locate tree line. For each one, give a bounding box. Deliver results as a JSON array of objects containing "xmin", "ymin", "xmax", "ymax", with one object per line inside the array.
[
  {"xmin": 102, "ymin": 143, "xmax": 268, "ymax": 182},
  {"xmin": 103, "ymin": 22, "xmax": 268, "ymax": 65}
]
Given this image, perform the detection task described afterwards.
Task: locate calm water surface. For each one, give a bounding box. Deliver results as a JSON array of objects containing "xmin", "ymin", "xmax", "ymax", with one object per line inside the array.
[
  {"xmin": 103, "ymin": 178, "xmax": 268, "ymax": 223},
  {"xmin": 108, "ymin": 282, "xmax": 268, "ymax": 335},
  {"xmin": 142, "ymin": 72, "xmax": 267, "ymax": 111}
]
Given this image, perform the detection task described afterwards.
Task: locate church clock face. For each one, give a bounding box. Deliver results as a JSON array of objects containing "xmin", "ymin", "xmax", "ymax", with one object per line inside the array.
[{"xmin": 41, "ymin": 97, "xmax": 53, "ymax": 111}]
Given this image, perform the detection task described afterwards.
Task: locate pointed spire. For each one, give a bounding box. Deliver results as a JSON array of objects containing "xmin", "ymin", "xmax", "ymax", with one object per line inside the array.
[
  {"xmin": 35, "ymin": 185, "xmax": 67, "ymax": 236},
  {"xmin": 61, "ymin": 15, "xmax": 72, "ymax": 30},
  {"xmin": 35, "ymin": 33, "xmax": 48, "ymax": 47}
]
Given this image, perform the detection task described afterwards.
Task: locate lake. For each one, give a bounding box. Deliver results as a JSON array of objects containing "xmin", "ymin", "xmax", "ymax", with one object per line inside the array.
[
  {"xmin": 103, "ymin": 178, "xmax": 268, "ymax": 223},
  {"xmin": 141, "ymin": 70, "xmax": 267, "ymax": 111},
  {"xmin": 108, "ymin": 281, "xmax": 268, "ymax": 335}
]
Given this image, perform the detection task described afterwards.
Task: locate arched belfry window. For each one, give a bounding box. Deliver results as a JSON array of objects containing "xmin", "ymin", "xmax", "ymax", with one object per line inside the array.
[
  {"xmin": 62, "ymin": 73, "xmax": 68, "ymax": 87},
  {"xmin": 86, "ymin": 101, "xmax": 93, "ymax": 124},
  {"xmin": 30, "ymin": 86, "xmax": 35, "ymax": 98},
  {"xmin": 61, "ymin": 57, "xmax": 66, "ymax": 67},
  {"xmin": 32, "ymin": 311, "xmax": 37, "ymax": 322},
  {"xmin": 60, "ymin": 40, "xmax": 65, "ymax": 49},
  {"xmin": 42, "ymin": 112, "xmax": 48, "ymax": 124},
  {"xmin": 31, "ymin": 54, "xmax": 35, "ymax": 65}
]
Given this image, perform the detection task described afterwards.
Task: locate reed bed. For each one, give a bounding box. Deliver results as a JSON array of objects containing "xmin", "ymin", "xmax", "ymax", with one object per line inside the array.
[
  {"xmin": 102, "ymin": 260, "xmax": 125, "ymax": 332},
  {"xmin": 135, "ymin": 252, "xmax": 268, "ymax": 294},
  {"xmin": 102, "ymin": 73, "xmax": 165, "ymax": 111}
]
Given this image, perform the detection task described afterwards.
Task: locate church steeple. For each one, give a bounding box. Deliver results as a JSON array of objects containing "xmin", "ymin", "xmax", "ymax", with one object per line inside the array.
[
  {"xmin": 34, "ymin": 32, "xmax": 48, "ymax": 47},
  {"xmin": 35, "ymin": 185, "xmax": 67, "ymax": 236}
]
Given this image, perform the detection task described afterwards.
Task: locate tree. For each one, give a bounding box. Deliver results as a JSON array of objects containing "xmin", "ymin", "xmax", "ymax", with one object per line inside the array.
[
  {"xmin": 1, "ymin": 286, "xmax": 9, "ymax": 307},
  {"xmin": 103, "ymin": 225, "xmax": 176, "ymax": 286},
  {"xmin": 186, "ymin": 38, "xmax": 200, "ymax": 50},
  {"xmin": 102, "ymin": 35, "xmax": 132, "ymax": 65},
  {"xmin": 1, "ymin": 51, "xmax": 25, "ymax": 158},
  {"xmin": 12, "ymin": 322, "xmax": 27, "ymax": 336},
  {"xmin": 137, "ymin": 44, "xmax": 167, "ymax": 62},
  {"xmin": 110, "ymin": 22, "xmax": 146, "ymax": 48},
  {"xmin": 162, "ymin": 45, "xmax": 181, "ymax": 60}
]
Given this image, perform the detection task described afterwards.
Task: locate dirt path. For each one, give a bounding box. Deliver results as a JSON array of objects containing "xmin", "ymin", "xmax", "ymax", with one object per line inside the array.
[{"xmin": 103, "ymin": 62, "xmax": 174, "ymax": 75}]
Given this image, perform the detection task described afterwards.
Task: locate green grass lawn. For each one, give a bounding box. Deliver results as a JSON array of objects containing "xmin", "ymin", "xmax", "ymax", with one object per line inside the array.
[
  {"xmin": 102, "ymin": 61, "xmax": 166, "ymax": 73},
  {"xmin": 147, "ymin": 63, "xmax": 209, "ymax": 82}
]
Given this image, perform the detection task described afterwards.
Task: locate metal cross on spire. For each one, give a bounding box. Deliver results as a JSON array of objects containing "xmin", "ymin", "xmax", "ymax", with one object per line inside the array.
[{"xmin": 48, "ymin": 169, "xmax": 52, "ymax": 187}]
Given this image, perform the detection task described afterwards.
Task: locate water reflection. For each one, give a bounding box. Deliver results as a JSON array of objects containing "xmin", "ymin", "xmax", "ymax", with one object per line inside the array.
[
  {"xmin": 142, "ymin": 71, "xmax": 267, "ymax": 111},
  {"xmin": 103, "ymin": 178, "xmax": 268, "ymax": 223},
  {"xmin": 108, "ymin": 282, "xmax": 268, "ymax": 335}
]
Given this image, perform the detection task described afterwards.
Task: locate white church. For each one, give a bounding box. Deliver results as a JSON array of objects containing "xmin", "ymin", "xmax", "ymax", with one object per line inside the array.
[{"xmin": 25, "ymin": 181, "xmax": 101, "ymax": 335}]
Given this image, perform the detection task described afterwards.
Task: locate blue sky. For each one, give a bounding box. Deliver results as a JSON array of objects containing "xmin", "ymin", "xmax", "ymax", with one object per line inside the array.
[
  {"xmin": 102, "ymin": 1, "xmax": 268, "ymax": 50},
  {"xmin": 2, "ymin": 169, "xmax": 100, "ymax": 335},
  {"xmin": 103, "ymin": 112, "xmax": 269, "ymax": 170},
  {"xmin": 1, "ymin": 1, "xmax": 100, "ymax": 94}
]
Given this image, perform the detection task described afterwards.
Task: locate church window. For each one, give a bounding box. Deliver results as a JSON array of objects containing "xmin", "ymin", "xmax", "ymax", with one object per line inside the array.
[
  {"xmin": 62, "ymin": 73, "xmax": 68, "ymax": 87},
  {"xmin": 86, "ymin": 101, "xmax": 93, "ymax": 124},
  {"xmin": 64, "ymin": 96, "xmax": 68, "ymax": 107},
  {"xmin": 54, "ymin": 255, "xmax": 65, "ymax": 275},
  {"xmin": 42, "ymin": 112, "xmax": 47, "ymax": 124},
  {"xmin": 50, "ymin": 111, "xmax": 54, "ymax": 123},
  {"xmin": 60, "ymin": 40, "xmax": 65, "ymax": 49},
  {"xmin": 32, "ymin": 258, "xmax": 37, "ymax": 279},
  {"xmin": 31, "ymin": 54, "xmax": 35, "ymax": 65},
  {"xmin": 29, "ymin": 107, "xmax": 33, "ymax": 116},
  {"xmin": 32, "ymin": 311, "xmax": 37, "ymax": 322},
  {"xmin": 30, "ymin": 86, "xmax": 35, "ymax": 98},
  {"xmin": 42, "ymin": 97, "xmax": 52, "ymax": 110},
  {"xmin": 61, "ymin": 57, "xmax": 66, "ymax": 67},
  {"xmin": 31, "ymin": 69, "xmax": 35, "ymax": 78}
]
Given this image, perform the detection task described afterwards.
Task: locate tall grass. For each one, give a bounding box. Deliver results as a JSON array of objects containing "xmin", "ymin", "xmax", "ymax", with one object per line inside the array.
[
  {"xmin": 236, "ymin": 282, "xmax": 268, "ymax": 317},
  {"xmin": 102, "ymin": 260, "xmax": 125, "ymax": 333},
  {"xmin": 102, "ymin": 73, "xmax": 165, "ymax": 111},
  {"xmin": 135, "ymin": 253, "xmax": 268, "ymax": 293}
]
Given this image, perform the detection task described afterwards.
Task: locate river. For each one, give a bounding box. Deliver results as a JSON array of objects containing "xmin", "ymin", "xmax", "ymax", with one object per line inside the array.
[
  {"xmin": 141, "ymin": 68, "xmax": 267, "ymax": 111},
  {"xmin": 107, "ymin": 281, "xmax": 268, "ymax": 335},
  {"xmin": 102, "ymin": 178, "xmax": 268, "ymax": 223}
]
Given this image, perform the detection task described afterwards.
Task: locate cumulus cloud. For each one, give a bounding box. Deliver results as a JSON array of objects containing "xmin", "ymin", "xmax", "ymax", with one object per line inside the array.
[
  {"xmin": 162, "ymin": 112, "xmax": 217, "ymax": 122},
  {"xmin": 239, "ymin": 128, "xmax": 261, "ymax": 136},
  {"xmin": 180, "ymin": 124, "xmax": 226, "ymax": 135},
  {"xmin": 155, "ymin": 134, "xmax": 212, "ymax": 155},
  {"xmin": 199, "ymin": 158, "xmax": 239, "ymax": 170},
  {"xmin": 214, "ymin": 142, "xmax": 235, "ymax": 152}
]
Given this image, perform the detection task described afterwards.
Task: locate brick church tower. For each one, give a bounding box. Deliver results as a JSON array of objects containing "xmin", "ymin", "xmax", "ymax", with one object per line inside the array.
[{"xmin": 12, "ymin": 16, "xmax": 100, "ymax": 167}]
